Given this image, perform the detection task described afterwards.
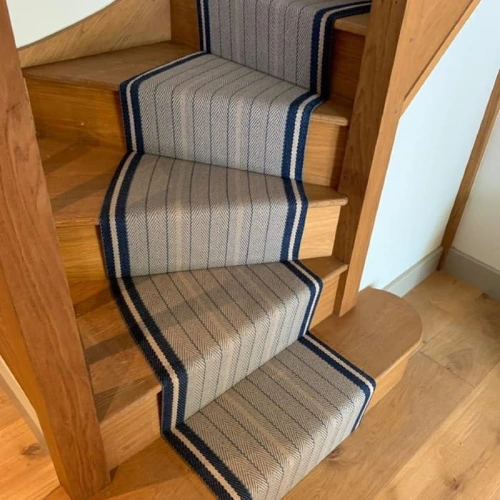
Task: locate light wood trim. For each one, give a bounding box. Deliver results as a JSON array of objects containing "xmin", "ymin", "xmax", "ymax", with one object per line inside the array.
[
  {"xmin": 0, "ymin": 355, "xmax": 46, "ymax": 449},
  {"xmin": 335, "ymin": 13, "xmax": 369, "ymax": 37},
  {"xmin": 402, "ymin": 0, "xmax": 481, "ymax": 111},
  {"xmin": 0, "ymin": 2, "xmax": 109, "ymax": 498},
  {"xmin": 333, "ymin": 0, "xmax": 410, "ymax": 314},
  {"xmin": 439, "ymin": 71, "xmax": 500, "ymax": 268},
  {"xmin": 18, "ymin": 0, "xmax": 171, "ymax": 68}
]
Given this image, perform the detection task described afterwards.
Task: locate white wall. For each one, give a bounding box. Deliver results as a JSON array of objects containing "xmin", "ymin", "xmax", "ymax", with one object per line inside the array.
[
  {"xmin": 6, "ymin": 0, "xmax": 113, "ymax": 47},
  {"xmin": 361, "ymin": 0, "xmax": 500, "ymax": 290},
  {"xmin": 452, "ymin": 115, "xmax": 500, "ymax": 271}
]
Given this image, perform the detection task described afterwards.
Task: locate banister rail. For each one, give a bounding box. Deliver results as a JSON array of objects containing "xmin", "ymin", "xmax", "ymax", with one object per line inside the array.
[
  {"xmin": 0, "ymin": 1, "xmax": 109, "ymax": 498},
  {"xmin": 333, "ymin": 0, "xmax": 480, "ymax": 314}
]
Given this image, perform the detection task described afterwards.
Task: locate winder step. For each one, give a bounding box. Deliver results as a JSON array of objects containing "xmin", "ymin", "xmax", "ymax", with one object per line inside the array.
[{"xmin": 40, "ymin": 138, "xmax": 348, "ymax": 282}]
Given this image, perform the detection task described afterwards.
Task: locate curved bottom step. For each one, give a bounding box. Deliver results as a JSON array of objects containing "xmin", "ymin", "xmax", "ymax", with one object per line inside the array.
[{"xmin": 88, "ymin": 288, "xmax": 421, "ymax": 499}]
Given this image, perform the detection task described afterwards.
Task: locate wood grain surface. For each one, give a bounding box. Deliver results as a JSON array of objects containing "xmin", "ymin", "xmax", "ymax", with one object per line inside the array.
[
  {"xmin": 0, "ymin": 2, "xmax": 109, "ymax": 497},
  {"xmin": 18, "ymin": 0, "xmax": 171, "ymax": 67}
]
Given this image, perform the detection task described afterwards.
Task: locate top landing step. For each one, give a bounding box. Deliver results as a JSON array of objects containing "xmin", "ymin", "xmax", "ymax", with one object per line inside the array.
[{"xmin": 23, "ymin": 11, "xmax": 370, "ymax": 87}]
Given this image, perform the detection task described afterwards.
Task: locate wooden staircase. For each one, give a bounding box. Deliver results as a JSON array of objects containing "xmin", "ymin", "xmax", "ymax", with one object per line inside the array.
[
  {"xmin": 17, "ymin": 11, "xmax": 424, "ymax": 494},
  {"xmin": 3, "ymin": 0, "xmax": 477, "ymax": 492}
]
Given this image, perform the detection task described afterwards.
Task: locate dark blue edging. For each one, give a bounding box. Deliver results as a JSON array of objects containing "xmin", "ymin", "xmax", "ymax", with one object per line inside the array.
[
  {"xmin": 165, "ymin": 423, "xmax": 251, "ymax": 500},
  {"xmin": 299, "ymin": 332, "xmax": 376, "ymax": 430}
]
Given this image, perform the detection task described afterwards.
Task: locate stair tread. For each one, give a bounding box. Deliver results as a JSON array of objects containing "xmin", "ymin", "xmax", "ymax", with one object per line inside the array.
[
  {"xmin": 92, "ymin": 287, "xmax": 421, "ymax": 499},
  {"xmin": 39, "ymin": 137, "xmax": 347, "ymax": 228},
  {"xmin": 164, "ymin": 331, "xmax": 374, "ymax": 499},
  {"xmin": 335, "ymin": 13, "xmax": 370, "ymax": 36},
  {"xmin": 25, "ymin": 43, "xmax": 352, "ymax": 128},
  {"xmin": 70, "ymin": 257, "xmax": 347, "ymax": 425},
  {"xmin": 24, "ymin": 11, "xmax": 368, "ymax": 88}
]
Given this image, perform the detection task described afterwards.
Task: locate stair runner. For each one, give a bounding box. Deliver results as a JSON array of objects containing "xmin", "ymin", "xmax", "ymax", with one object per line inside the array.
[{"xmin": 100, "ymin": 0, "xmax": 373, "ymax": 498}]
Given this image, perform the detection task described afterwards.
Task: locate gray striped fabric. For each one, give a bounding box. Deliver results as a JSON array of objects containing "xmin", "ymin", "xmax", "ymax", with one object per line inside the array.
[
  {"xmin": 101, "ymin": 153, "xmax": 308, "ymax": 277},
  {"xmin": 121, "ymin": 53, "xmax": 321, "ymax": 180},
  {"xmin": 198, "ymin": 0, "xmax": 372, "ymax": 94},
  {"xmin": 167, "ymin": 332, "xmax": 375, "ymax": 499},
  {"xmin": 112, "ymin": 261, "xmax": 321, "ymax": 429},
  {"xmin": 100, "ymin": 1, "xmax": 376, "ymax": 495}
]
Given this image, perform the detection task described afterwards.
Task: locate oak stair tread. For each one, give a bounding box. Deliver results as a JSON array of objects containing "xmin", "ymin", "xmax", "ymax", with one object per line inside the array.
[
  {"xmin": 25, "ymin": 41, "xmax": 352, "ymax": 128},
  {"xmin": 24, "ymin": 11, "xmax": 369, "ymax": 89},
  {"xmin": 91, "ymin": 287, "xmax": 421, "ymax": 499},
  {"xmin": 335, "ymin": 13, "xmax": 369, "ymax": 37},
  {"xmin": 39, "ymin": 137, "xmax": 348, "ymax": 228}
]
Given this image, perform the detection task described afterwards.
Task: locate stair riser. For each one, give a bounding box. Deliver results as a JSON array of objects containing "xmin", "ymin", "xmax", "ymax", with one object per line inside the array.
[
  {"xmin": 330, "ymin": 30, "xmax": 366, "ymax": 102},
  {"xmin": 57, "ymin": 205, "xmax": 341, "ymax": 282},
  {"xmin": 169, "ymin": 0, "xmax": 365, "ymax": 103},
  {"xmin": 27, "ymin": 78, "xmax": 348, "ymax": 187},
  {"xmin": 97, "ymin": 271, "xmax": 342, "ymax": 470}
]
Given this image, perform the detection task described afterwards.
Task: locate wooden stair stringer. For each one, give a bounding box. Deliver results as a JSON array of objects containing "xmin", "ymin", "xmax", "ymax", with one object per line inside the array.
[
  {"xmin": 89, "ymin": 287, "xmax": 422, "ymax": 498},
  {"xmin": 71, "ymin": 256, "xmax": 348, "ymax": 469}
]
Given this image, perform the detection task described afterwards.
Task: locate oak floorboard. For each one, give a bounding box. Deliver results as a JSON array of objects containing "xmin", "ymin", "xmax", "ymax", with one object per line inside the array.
[
  {"xmin": 286, "ymin": 352, "xmax": 472, "ymax": 499},
  {"xmin": 0, "ymin": 390, "xmax": 59, "ymax": 500},
  {"xmin": 375, "ymin": 360, "xmax": 500, "ymax": 500},
  {"xmin": 422, "ymin": 298, "xmax": 500, "ymax": 387}
]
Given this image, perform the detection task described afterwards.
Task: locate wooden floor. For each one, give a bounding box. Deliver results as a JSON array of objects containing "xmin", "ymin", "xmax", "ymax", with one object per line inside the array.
[{"xmin": 2, "ymin": 271, "xmax": 500, "ymax": 500}]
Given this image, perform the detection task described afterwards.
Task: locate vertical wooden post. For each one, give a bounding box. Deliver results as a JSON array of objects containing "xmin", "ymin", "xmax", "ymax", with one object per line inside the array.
[
  {"xmin": 334, "ymin": 0, "xmax": 410, "ymax": 315},
  {"xmin": 333, "ymin": 0, "xmax": 480, "ymax": 315},
  {"xmin": 0, "ymin": 1, "xmax": 109, "ymax": 498}
]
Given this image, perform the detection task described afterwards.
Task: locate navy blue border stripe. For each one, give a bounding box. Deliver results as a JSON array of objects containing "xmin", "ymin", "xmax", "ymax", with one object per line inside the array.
[
  {"xmin": 281, "ymin": 91, "xmax": 314, "ymax": 180},
  {"xmin": 310, "ymin": 2, "xmax": 372, "ymax": 96},
  {"xmin": 280, "ymin": 179, "xmax": 299, "ymax": 261},
  {"xmin": 280, "ymin": 179, "xmax": 310, "ymax": 261},
  {"xmin": 99, "ymin": 152, "xmax": 142, "ymax": 278},
  {"xmin": 197, "ymin": 0, "xmax": 211, "ymax": 52},
  {"xmin": 100, "ymin": 152, "xmax": 134, "ymax": 278},
  {"xmin": 299, "ymin": 332, "xmax": 375, "ymax": 429},
  {"xmin": 107, "ymin": 278, "xmax": 169, "ymax": 384},
  {"xmin": 119, "ymin": 52, "xmax": 206, "ymax": 153},
  {"xmin": 304, "ymin": 332, "xmax": 376, "ymax": 388},
  {"xmin": 293, "ymin": 259, "xmax": 323, "ymax": 328},
  {"xmin": 292, "ymin": 181, "xmax": 309, "ymax": 258},
  {"xmin": 108, "ymin": 277, "xmax": 189, "ymax": 427},
  {"xmin": 294, "ymin": 95, "xmax": 323, "ymax": 178},
  {"xmin": 112, "ymin": 153, "xmax": 143, "ymax": 278},
  {"xmin": 125, "ymin": 278, "xmax": 189, "ymax": 426},
  {"xmin": 165, "ymin": 424, "xmax": 251, "ymax": 500},
  {"xmin": 282, "ymin": 261, "xmax": 323, "ymax": 337}
]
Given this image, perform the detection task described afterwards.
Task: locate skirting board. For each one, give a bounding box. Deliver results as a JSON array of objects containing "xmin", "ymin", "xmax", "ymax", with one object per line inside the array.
[
  {"xmin": 384, "ymin": 247, "xmax": 443, "ymax": 297},
  {"xmin": 444, "ymin": 248, "xmax": 500, "ymax": 300}
]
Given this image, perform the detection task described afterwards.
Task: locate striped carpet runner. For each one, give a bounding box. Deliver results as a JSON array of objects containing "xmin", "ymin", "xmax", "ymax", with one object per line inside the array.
[
  {"xmin": 167, "ymin": 333, "xmax": 375, "ymax": 500},
  {"xmin": 101, "ymin": 153, "xmax": 308, "ymax": 275},
  {"xmin": 100, "ymin": 0, "xmax": 373, "ymax": 498}
]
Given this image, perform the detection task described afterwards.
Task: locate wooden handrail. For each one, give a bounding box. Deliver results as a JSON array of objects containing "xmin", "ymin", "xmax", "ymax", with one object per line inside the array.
[{"xmin": 0, "ymin": 1, "xmax": 109, "ymax": 498}]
